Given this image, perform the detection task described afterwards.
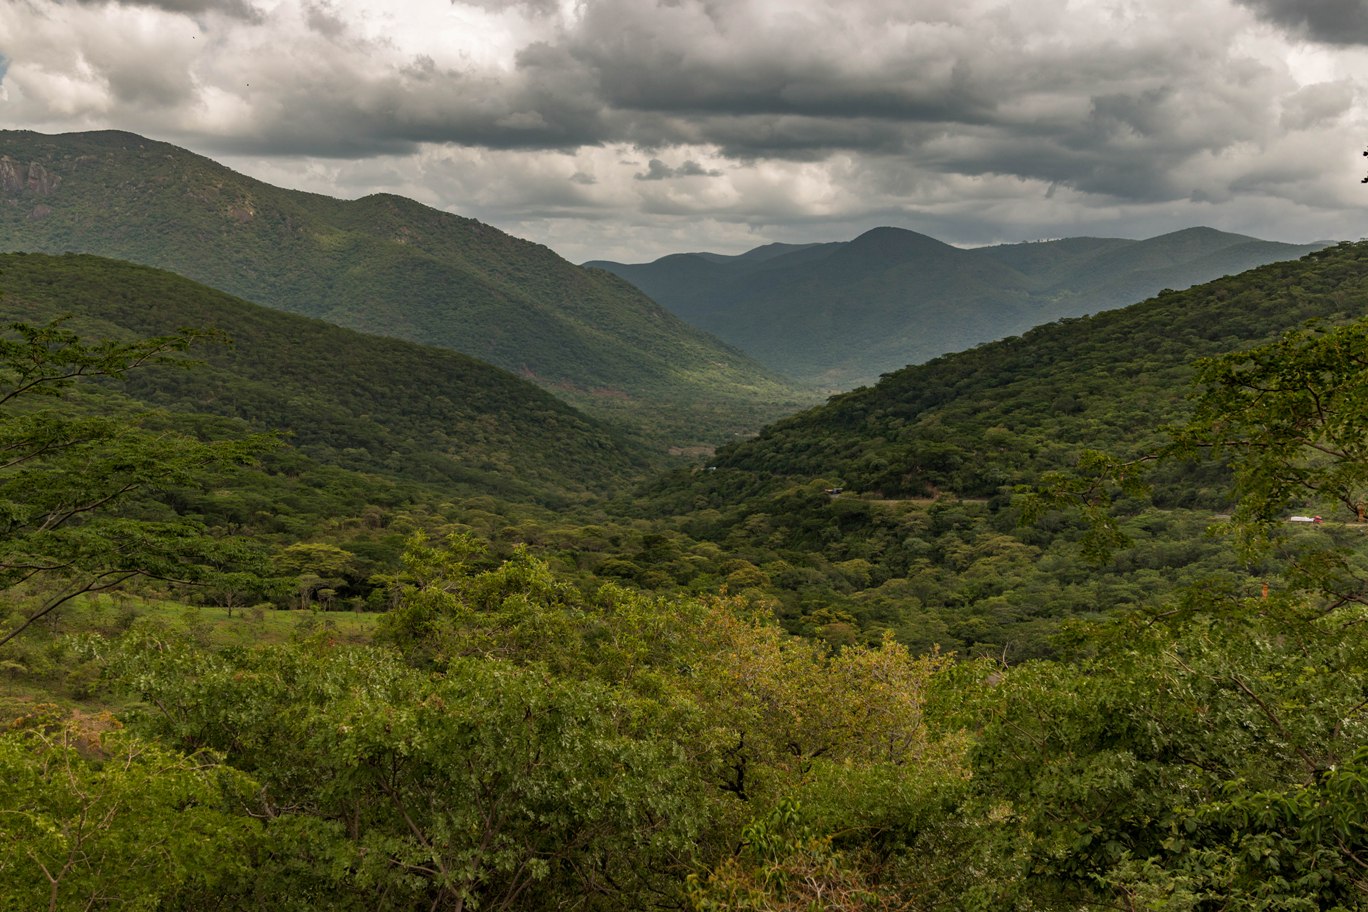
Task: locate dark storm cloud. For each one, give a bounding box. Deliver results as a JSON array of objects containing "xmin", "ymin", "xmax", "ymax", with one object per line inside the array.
[
  {"xmin": 175, "ymin": 0, "xmax": 1011, "ymax": 159},
  {"xmin": 34, "ymin": 0, "xmax": 1275, "ymax": 211},
  {"xmin": 583, "ymin": 43, "xmax": 992, "ymax": 122},
  {"xmin": 203, "ymin": 40, "xmax": 612, "ymax": 158},
  {"xmin": 8, "ymin": 0, "xmax": 1340, "ymax": 229},
  {"xmin": 562, "ymin": 0, "xmax": 999, "ymax": 140},
  {"xmin": 70, "ymin": 0, "xmax": 263, "ymax": 22},
  {"xmin": 419, "ymin": 0, "xmax": 1280, "ymax": 210},
  {"xmin": 1237, "ymin": 0, "xmax": 1368, "ymax": 44}
]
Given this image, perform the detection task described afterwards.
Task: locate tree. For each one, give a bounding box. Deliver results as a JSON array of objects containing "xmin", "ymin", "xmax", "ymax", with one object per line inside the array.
[
  {"xmin": 953, "ymin": 317, "xmax": 1368, "ymax": 909},
  {"xmin": 0, "ymin": 707, "xmax": 260, "ymax": 911},
  {"xmin": 102, "ymin": 631, "xmax": 712, "ymax": 912},
  {"xmin": 276, "ymin": 542, "xmax": 359, "ymax": 610},
  {"xmin": 0, "ymin": 318, "xmax": 269, "ymax": 648},
  {"xmin": 1176, "ymin": 318, "xmax": 1368, "ymax": 603}
]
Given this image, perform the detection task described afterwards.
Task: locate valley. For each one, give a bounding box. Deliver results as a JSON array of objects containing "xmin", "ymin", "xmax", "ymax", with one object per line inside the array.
[{"xmin": 2, "ymin": 132, "xmax": 1367, "ymax": 911}]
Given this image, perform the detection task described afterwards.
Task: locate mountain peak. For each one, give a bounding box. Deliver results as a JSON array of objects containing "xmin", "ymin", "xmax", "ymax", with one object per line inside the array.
[
  {"xmin": 833, "ymin": 227, "xmax": 960, "ymax": 268},
  {"xmin": 1146, "ymin": 226, "xmax": 1257, "ymax": 245},
  {"xmin": 849, "ymin": 226, "xmax": 954, "ymax": 249}
]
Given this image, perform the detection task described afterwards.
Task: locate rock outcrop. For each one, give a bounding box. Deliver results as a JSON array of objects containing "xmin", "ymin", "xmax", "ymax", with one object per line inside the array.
[{"xmin": 0, "ymin": 158, "xmax": 61, "ymax": 197}]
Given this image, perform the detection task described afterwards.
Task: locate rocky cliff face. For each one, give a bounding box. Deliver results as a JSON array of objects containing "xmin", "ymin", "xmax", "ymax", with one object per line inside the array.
[{"xmin": 0, "ymin": 158, "xmax": 61, "ymax": 197}]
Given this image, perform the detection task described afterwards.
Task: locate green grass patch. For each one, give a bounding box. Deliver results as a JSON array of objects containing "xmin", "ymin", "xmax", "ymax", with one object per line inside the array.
[{"xmin": 0, "ymin": 594, "xmax": 381, "ymax": 715}]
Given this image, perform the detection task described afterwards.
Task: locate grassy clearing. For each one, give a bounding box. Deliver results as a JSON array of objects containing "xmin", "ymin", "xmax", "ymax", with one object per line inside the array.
[
  {"xmin": 0, "ymin": 594, "xmax": 381, "ymax": 719},
  {"xmin": 15, "ymin": 593, "xmax": 381, "ymax": 647}
]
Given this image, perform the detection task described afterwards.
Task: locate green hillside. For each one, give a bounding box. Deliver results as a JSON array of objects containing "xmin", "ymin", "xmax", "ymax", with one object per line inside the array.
[
  {"xmin": 0, "ymin": 253, "xmax": 650, "ymax": 503},
  {"xmin": 0, "ymin": 130, "xmax": 811, "ymax": 445},
  {"xmin": 671, "ymin": 242, "xmax": 1365, "ymax": 503},
  {"xmin": 619, "ymin": 242, "xmax": 1368, "ymax": 655},
  {"xmin": 1007, "ymin": 226, "xmax": 1334, "ymax": 316},
  {"xmin": 590, "ymin": 226, "xmax": 1328, "ymax": 388}
]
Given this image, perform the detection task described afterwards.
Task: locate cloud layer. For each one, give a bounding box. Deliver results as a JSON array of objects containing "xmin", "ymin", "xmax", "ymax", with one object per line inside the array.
[
  {"xmin": 2, "ymin": 0, "xmax": 1367, "ymax": 261},
  {"xmin": 1238, "ymin": 0, "xmax": 1368, "ymax": 45}
]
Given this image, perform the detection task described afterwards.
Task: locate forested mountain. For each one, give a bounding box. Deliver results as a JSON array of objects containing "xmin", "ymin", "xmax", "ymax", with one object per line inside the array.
[
  {"xmin": 0, "ymin": 253, "xmax": 649, "ymax": 502},
  {"xmin": 589, "ymin": 225, "xmax": 1328, "ymax": 387},
  {"xmin": 683, "ymin": 241, "xmax": 1363, "ymax": 501},
  {"xmin": 656, "ymin": 242, "xmax": 1362, "ymax": 511},
  {"xmin": 0, "ymin": 130, "xmax": 810, "ymax": 445},
  {"xmin": 621, "ymin": 242, "xmax": 1368, "ymax": 655}
]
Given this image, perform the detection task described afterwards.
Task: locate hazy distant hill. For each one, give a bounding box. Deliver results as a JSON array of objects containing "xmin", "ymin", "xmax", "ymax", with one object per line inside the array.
[
  {"xmin": 0, "ymin": 130, "xmax": 810, "ymax": 446},
  {"xmin": 588, "ymin": 226, "xmax": 1329, "ymax": 388},
  {"xmin": 0, "ymin": 253, "xmax": 652, "ymax": 503}
]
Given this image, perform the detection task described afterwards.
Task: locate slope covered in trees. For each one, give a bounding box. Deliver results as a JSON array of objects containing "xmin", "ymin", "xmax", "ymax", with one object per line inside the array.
[
  {"xmin": 0, "ymin": 253, "xmax": 649, "ymax": 502},
  {"xmin": 672, "ymin": 242, "xmax": 1368, "ymax": 504},
  {"xmin": 0, "ymin": 130, "xmax": 811, "ymax": 444},
  {"xmin": 589, "ymin": 226, "xmax": 1327, "ymax": 387},
  {"xmin": 619, "ymin": 242, "xmax": 1368, "ymax": 655}
]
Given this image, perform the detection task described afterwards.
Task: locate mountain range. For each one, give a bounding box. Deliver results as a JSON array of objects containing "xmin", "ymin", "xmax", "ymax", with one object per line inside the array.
[
  {"xmin": 0, "ymin": 130, "xmax": 810, "ymax": 447},
  {"xmin": 588, "ymin": 226, "xmax": 1330, "ymax": 388}
]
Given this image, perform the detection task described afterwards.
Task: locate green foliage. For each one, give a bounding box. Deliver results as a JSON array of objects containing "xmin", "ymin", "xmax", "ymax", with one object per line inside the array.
[
  {"xmin": 688, "ymin": 798, "xmax": 910, "ymax": 912},
  {"xmin": 0, "ymin": 317, "xmax": 270, "ymax": 648},
  {"xmin": 0, "ymin": 708, "xmax": 261, "ymax": 911},
  {"xmin": 946, "ymin": 582, "xmax": 1368, "ymax": 910},
  {"xmin": 0, "ymin": 252, "xmax": 653, "ymax": 501},
  {"xmin": 1178, "ymin": 318, "xmax": 1368, "ymax": 569},
  {"xmin": 105, "ymin": 633, "xmax": 708, "ymax": 911},
  {"xmin": 902, "ymin": 311, "xmax": 1368, "ymax": 910}
]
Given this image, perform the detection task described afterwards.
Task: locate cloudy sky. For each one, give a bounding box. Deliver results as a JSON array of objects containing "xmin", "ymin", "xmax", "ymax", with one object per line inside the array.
[{"xmin": 3, "ymin": 0, "xmax": 1368, "ymax": 263}]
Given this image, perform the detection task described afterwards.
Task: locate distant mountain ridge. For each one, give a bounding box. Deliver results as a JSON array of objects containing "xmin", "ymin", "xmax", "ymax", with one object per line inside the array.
[
  {"xmin": 587, "ymin": 226, "xmax": 1331, "ymax": 388},
  {"xmin": 0, "ymin": 130, "xmax": 810, "ymax": 446}
]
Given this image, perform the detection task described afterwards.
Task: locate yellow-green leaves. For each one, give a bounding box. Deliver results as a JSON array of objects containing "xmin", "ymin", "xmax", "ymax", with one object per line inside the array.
[{"xmin": 0, "ymin": 710, "xmax": 259, "ymax": 911}]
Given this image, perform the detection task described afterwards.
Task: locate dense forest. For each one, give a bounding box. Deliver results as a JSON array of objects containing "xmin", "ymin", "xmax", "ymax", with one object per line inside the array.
[
  {"xmin": 5, "ymin": 239, "xmax": 1368, "ymax": 908},
  {"xmin": 0, "ymin": 253, "xmax": 651, "ymax": 500}
]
